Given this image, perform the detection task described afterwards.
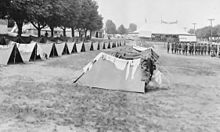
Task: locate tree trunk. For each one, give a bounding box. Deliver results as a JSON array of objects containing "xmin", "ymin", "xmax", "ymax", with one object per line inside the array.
[
  {"xmin": 50, "ymin": 26, "xmax": 54, "ymax": 37},
  {"xmin": 85, "ymin": 30, "xmax": 87, "ymax": 39},
  {"xmin": 90, "ymin": 30, "xmax": 92, "ymax": 39},
  {"xmin": 63, "ymin": 27, "xmax": 66, "ymax": 37},
  {"xmin": 71, "ymin": 27, "xmax": 75, "ymax": 37},
  {"xmin": 37, "ymin": 28, "xmax": 41, "ymax": 37},
  {"xmin": 37, "ymin": 23, "xmax": 41, "ymax": 37},
  {"xmin": 16, "ymin": 20, "xmax": 23, "ymax": 37}
]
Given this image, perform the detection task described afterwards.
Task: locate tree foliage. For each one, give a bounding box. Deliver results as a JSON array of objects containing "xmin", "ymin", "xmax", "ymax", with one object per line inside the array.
[
  {"xmin": 117, "ymin": 24, "xmax": 127, "ymax": 35},
  {"xmin": 0, "ymin": 0, "xmax": 103, "ymax": 38},
  {"xmin": 128, "ymin": 23, "xmax": 137, "ymax": 32},
  {"xmin": 105, "ymin": 20, "xmax": 117, "ymax": 34}
]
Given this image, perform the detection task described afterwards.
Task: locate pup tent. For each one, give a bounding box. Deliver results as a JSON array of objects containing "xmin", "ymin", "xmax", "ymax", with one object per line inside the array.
[
  {"xmin": 66, "ymin": 42, "xmax": 76, "ymax": 53},
  {"xmin": 17, "ymin": 42, "xmax": 44, "ymax": 62},
  {"xmin": 55, "ymin": 42, "xmax": 68, "ymax": 56},
  {"xmin": 0, "ymin": 42, "xmax": 23, "ymax": 65},
  {"xmin": 37, "ymin": 42, "xmax": 54, "ymax": 59},
  {"xmin": 74, "ymin": 47, "xmax": 159, "ymax": 93}
]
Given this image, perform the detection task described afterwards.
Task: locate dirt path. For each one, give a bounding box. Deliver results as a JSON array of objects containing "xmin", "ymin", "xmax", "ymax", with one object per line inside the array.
[{"xmin": 0, "ymin": 45, "xmax": 219, "ymax": 131}]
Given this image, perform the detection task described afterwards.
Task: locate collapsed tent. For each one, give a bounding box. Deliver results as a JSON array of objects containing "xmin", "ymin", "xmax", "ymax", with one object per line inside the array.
[
  {"xmin": 17, "ymin": 42, "xmax": 44, "ymax": 62},
  {"xmin": 74, "ymin": 52, "xmax": 146, "ymax": 92},
  {"xmin": 74, "ymin": 49, "xmax": 159, "ymax": 93},
  {"xmin": 0, "ymin": 42, "xmax": 23, "ymax": 65}
]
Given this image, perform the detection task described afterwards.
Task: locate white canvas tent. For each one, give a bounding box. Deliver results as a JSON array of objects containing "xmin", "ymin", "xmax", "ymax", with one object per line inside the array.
[
  {"xmin": 66, "ymin": 42, "xmax": 75, "ymax": 53},
  {"xmin": 17, "ymin": 42, "xmax": 44, "ymax": 62},
  {"xmin": 37, "ymin": 42, "xmax": 53, "ymax": 59},
  {"xmin": 75, "ymin": 52, "xmax": 146, "ymax": 93},
  {"xmin": 76, "ymin": 42, "xmax": 83, "ymax": 53},
  {"xmin": 0, "ymin": 42, "xmax": 23, "ymax": 65},
  {"xmin": 55, "ymin": 43, "xmax": 66, "ymax": 56}
]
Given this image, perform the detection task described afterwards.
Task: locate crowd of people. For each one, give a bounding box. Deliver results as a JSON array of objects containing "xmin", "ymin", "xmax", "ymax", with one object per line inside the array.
[{"xmin": 167, "ymin": 42, "xmax": 220, "ymax": 57}]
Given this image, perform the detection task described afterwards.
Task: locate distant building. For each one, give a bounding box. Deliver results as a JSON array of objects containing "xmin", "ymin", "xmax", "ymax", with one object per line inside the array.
[{"xmin": 136, "ymin": 20, "xmax": 197, "ymax": 42}]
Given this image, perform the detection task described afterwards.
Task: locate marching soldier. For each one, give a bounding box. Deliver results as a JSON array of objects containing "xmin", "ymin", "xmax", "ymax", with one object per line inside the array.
[
  {"xmin": 204, "ymin": 44, "xmax": 207, "ymax": 55},
  {"xmin": 175, "ymin": 42, "xmax": 177, "ymax": 54},
  {"xmin": 208, "ymin": 44, "xmax": 211, "ymax": 55},
  {"xmin": 200, "ymin": 44, "xmax": 204, "ymax": 55},
  {"xmin": 171, "ymin": 42, "xmax": 174, "ymax": 53},
  {"xmin": 167, "ymin": 42, "xmax": 170, "ymax": 53}
]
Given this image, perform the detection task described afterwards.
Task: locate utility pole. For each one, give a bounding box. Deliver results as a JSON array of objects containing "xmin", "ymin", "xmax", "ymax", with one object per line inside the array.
[
  {"xmin": 208, "ymin": 18, "xmax": 215, "ymax": 43},
  {"xmin": 192, "ymin": 23, "xmax": 197, "ymax": 35}
]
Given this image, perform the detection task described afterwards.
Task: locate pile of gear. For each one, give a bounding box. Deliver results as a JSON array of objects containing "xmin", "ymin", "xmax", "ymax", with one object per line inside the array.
[{"xmin": 112, "ymin": 46, "xmax": 159, "ymax": 86}]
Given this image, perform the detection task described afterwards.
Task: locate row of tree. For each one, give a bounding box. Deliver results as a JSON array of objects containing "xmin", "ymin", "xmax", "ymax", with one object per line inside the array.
[
  {"xmin": 105, "ymin": 19, "xmax": 137, "ymax": 35},
  {"xmin": 0, "ymin": 0, "xmax": 103, "ymax": 38},
  {"xmin": 188, "ymin": 25, "xmax": 220, "ymax": 39}
]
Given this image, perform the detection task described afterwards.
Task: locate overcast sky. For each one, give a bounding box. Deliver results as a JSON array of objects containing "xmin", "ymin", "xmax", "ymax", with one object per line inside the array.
[{"xmin": 95, "ymin": 0, "xmax": 220, "ymax": 30}]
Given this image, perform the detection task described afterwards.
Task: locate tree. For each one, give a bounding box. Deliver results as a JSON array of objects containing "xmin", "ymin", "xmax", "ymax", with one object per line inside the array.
[
  {"xmin": 129, "ymin": 23, "xmax": 137, "ymax": 32},
  {"xmin": 0, "ymin": 0, "xmax": 30, "ymax": 37},
  {"xmin": 27, "ymin": 0, "xmax": 49, "ymax": 37},
  {"xmin": 188, "ymin": 29, "xmax": 195, "ymax": 34},
  {"xmin": 45, "ymin": 0, "xmax": 64, "ymax": 37},
  {"xmin": 105, "ymin": 20, "xmax": 117, "ymax": 34},
  {"xmin": 117, "ymin": 24, "xmax": 127, "ymax": 35},
  {"xmin": 76, "ymin": 0, "xmax": 103, "ymax": 39}
]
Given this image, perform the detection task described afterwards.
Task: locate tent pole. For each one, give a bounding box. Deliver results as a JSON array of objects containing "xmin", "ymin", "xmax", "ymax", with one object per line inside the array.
[{"xmin": 14, "ymin": 45, "xmax": 16, "ymax": 64}]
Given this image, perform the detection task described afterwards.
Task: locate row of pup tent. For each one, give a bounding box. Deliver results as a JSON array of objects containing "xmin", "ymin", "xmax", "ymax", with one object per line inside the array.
[
  {"xmin": 74, "ymin": 45, "xmax": 160, "ymax": 93},
  {"xmin": 0, "ymin": 40, "xmax": 126, "ymax": 65}
]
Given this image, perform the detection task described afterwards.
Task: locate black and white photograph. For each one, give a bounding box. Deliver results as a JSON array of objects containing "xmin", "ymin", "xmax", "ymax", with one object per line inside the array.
[{"xmin": 0, "ymin": 0, "xmax": 219, "ymax": 131}]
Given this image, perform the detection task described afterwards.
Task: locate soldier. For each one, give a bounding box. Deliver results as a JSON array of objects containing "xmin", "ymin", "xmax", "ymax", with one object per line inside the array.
[
  {"xmin": 200, "ymin": 44, "xmax": 203, "ymax": 55},
  {"xmin": 196, "ymin": 43, "xmax": 199, "ymax": 55},
  {"xmin": 171, "ymin": 42, "xmax": 174, "ymax": 53},
  {"xmin": 208, "ymin": 44, "xmax": 211, "ymax": 55},
  {"xmin": 167, "ymin": 42, "xmax": 170, "ymax": 53},
  {"xmin": 190, "ymin": 43, "xmax": 194, "ymax": 55},
  {"xmin": 178, "ymin": 43, "xmax": 181, "ymax": 54},
  {"xmin": 186, "ymin": 43, "xmax": 189, "ymax": 55},
  {"xmin": 204, "ymin": 44, "xmax": 207, "ymax": 55},
  {"xmin": 174, "ymin": 43, "xmax": 177, "ymax": 54}
]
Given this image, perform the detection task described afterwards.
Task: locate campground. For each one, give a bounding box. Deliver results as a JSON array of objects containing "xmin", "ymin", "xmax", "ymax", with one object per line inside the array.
[{"xmin": 0, "ymin": 43, "xmax": 220, "ymax": 131}]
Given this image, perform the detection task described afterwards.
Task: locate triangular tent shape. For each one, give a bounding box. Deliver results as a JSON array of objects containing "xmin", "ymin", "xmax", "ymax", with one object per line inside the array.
[
  {"xmin": 38, "ymin": 42, "xmax": 53, "ymax": 59},
  {"xmin": 90, "ymin": 42, "xmax": 94, "ymax": 51},
  {"xmin": 17, "ymin": 42, "xmax": 40, "ymax": 63},
  {"xmin": 102, "ymin": 42, "xmax": 106, "ymax": 49},
  {"xmin": 55, "ymin": 42, "xmax": 66, "ymax": 56},
  {"xmin": 74, "ymin": 52, "xmax": 146, "ymax": 93},
  {"xmin": 81, "ymin": 43, "xmax": 86, "ymax": 52},
  {"xmin": 72, "ymin": 43, "xmax": 77, "ymax": 53},
  {"xmin": 7, "ymin": 43, "xmax": 23, "ymax": 65},
  {"xmin": 112, "ymin": 42, "xmax": 116, "ymax": 48},
  {"xmin": 107, "ymin": 42, "xmax": 111, "ymax": 49},
  {"xmin": 49, "ymin": 43, "xmax": 58, "ymax": 57},
  {"xmin": 62, "ymin": 43, "xmax": 70, "ymax": 55},
  {"xmin": 76, "ymin": 42, "xmax": 83, "ymax": 53},
  {"xmin": 93, "ymin": 41, "xmax": 98, "ymax": 50},
  {"xmin": 29, "ymin": 44, "xmax": 43, "ymax": 61},
  {"xmin": 84, "ymin": 42, "xmax": 91, "ymax": 52},
  {"xmin": 66, "ymin": 42, "xmax": 75, "ymax": 54},
  {"xmin": 116, "ymin": 42, "xmax": 119, "ymax": 47},
  {"xmin": 97, "ymin": 42, "xmax": 100, "ymax": 50}
]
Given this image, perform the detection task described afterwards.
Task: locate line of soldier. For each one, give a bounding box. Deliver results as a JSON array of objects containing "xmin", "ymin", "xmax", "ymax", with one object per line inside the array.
[{"xmin": 167, "ymin": 42, "xmax": 220, "ymax": 56}]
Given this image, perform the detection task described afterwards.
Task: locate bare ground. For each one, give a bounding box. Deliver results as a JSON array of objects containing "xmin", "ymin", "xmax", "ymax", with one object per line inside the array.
[{"xmin": 0, "ymin": 45, "xmax": 220, "ymax": 132}]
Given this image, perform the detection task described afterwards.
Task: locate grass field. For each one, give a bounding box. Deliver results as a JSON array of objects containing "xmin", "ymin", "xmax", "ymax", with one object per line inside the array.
[{"xmin": 0, "ymin": 43, "xmax": 219, "ymax": 132}]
